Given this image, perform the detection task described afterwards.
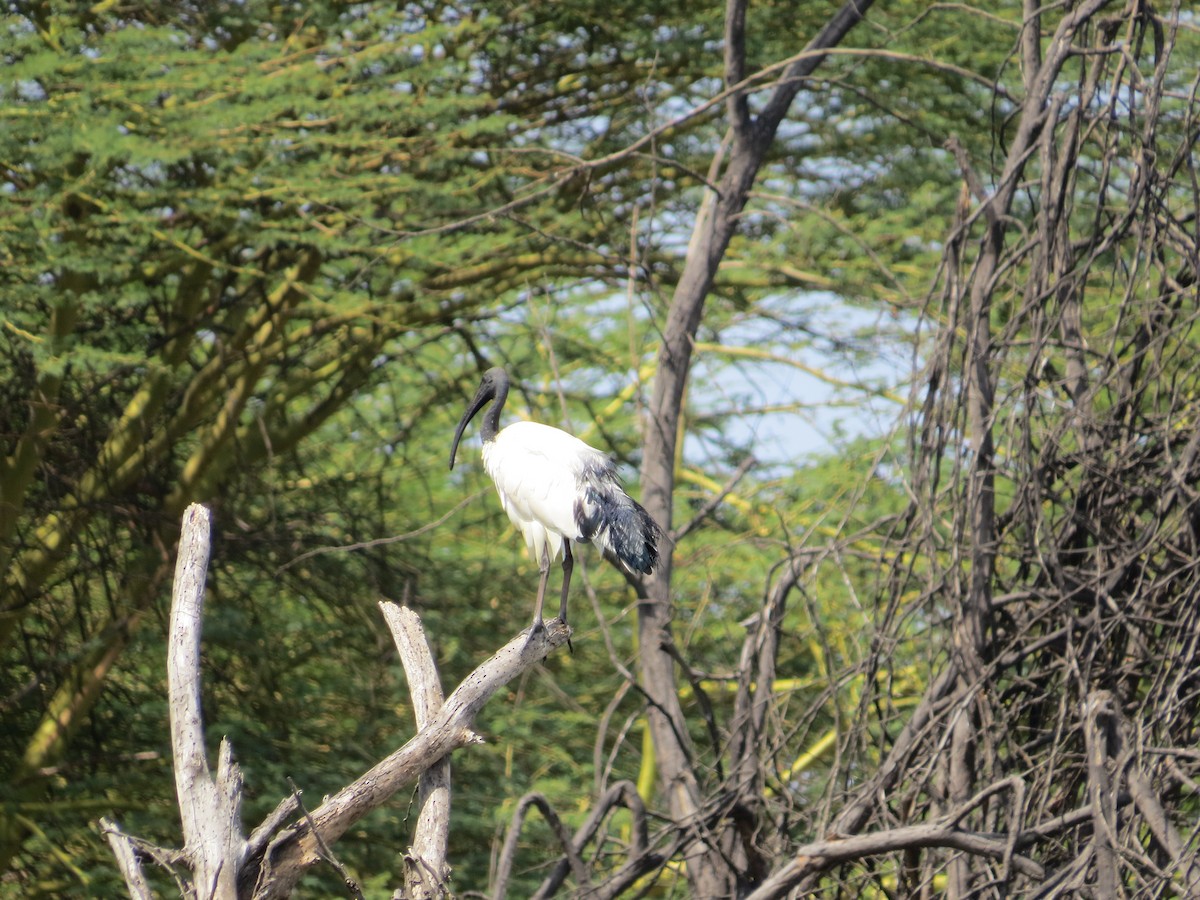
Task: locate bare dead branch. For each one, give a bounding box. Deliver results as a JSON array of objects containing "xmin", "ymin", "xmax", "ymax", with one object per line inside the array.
[
  {"xmin": 99, "ymin": 817, "xmax": 155, "ymax": 900},
  {"xmin": 245, "ymin": 795, "xmax": 301, "ymax": 866},
  {"xmin": 638, "ymin": 1, "xmax": 876, "ymax": 893},
  {"xmin": 744, "ymin": 817, "xmax": 1047, "ymax": 899},
  {"xmin": 286, "ymin": 778, "xmax": 366, "ymax": 900},
  {"xmin": 380, "ymin": 603, "xmax": 452, "ymax": 900},
  {"xmin": 533, "ymin": 780, "xmax": 673, "ymax": 899},
  {"xmin": 100, "ymin": 817, "xmax": 193, "ymax": 899},
  {"xmin": 492, "ymin": 793, "xmax": 588, "ymax": 899},
  {"xmin": 247, "ymin": 619, "xmax": 572, "ymax": 898},
  {"xmin": 168, "ymin": 503, "xmax": 245, "ymax": 900}
]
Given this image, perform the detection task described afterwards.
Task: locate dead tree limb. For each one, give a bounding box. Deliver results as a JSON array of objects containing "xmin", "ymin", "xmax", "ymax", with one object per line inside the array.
[
  {"xmin": 245, "ymin": 618, "xmax": 571, "ymax": 898},
  {"xmin": 105, "ymin": 504, "xmax": 571, "ymax": 898},
  {"xmin": 743, "ymin": 818, "xmax": 1047, "ymax": 900},
  {"xmin": 168, "ymin": 503, "xmax": 245, "ymax": 900},
  {"xmin": 531, "ymin": 780, "xmax": 656, "ymax": 900},
  {"xmin": 492, "ymin": 793, "xmax": 588, "ymax": 900},
  {"xmin": 99, "ymin": 817, "xmax": 155, "ymax": 900},
  {"xmin": 638, "ymin": 0, "xmax": 875, "ymax": 893},
  {"xmin": 380, "ymin": 603, "xmax": 452, "ymax": 900}
]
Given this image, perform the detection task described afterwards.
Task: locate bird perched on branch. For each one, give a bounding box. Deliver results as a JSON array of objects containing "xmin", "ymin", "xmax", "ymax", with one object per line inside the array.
[{"xmin": 449, "ymin": 367, "xmax": 662, "ymax": 638}]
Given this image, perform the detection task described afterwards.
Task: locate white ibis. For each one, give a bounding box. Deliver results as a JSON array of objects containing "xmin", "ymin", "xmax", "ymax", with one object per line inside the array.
[{"xmin": 449, "ymin": 367, "xmax": 662, "ymax": 637}]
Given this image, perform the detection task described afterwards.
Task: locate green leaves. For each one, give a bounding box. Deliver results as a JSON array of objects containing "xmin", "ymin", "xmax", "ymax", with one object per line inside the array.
[{"xmin": 2, "ymin": 0, "xmax": 1106, "ymax": 893}]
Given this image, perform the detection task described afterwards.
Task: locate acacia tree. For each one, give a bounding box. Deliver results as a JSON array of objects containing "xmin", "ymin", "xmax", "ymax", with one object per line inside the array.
[
  {"xmin": 7, "ymin": 0, "xmax": 1200, "ymax": 896},
  {"xmin": 0, "ymin": 8, "xmax": 504, "ymax": 871},
  {"xmin": 3, "ymin": 0, "xmax": 915, "ymax": 888},
  {"xmin": 0, "ymin": 0, "xmax": 709, "ymax": 880},
  {"xmin": 634, "ymin": 1, "xmax": 876, "ymax": 893}
]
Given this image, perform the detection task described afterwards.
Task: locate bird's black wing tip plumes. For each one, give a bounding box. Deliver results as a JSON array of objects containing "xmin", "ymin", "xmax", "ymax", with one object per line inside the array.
[
  {"xmin": 573, "ymin": 458, "xmax": 665, "ymax": 576},
  {"xmin": 639, "ymin": 505, "xmax": 663, "ymax": 575},
  {"xmin": 606, "ymin": 496, "xmax": 661, "ymax": 575}
]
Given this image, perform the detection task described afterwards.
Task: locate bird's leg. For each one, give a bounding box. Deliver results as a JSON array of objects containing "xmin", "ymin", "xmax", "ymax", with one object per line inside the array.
[
  {"xmin": 559, "ymin": 543, "xmax": 575, "ymax": 653},
  {"xmin": 558, "ymin": 543, "xmax": 573, "ymax": 625},
  {"xmin": 529, "ymin": 545, "xmax": 551, "ymax": 637}
]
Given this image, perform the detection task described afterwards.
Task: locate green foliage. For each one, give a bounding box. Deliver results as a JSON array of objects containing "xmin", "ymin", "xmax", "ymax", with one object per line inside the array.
[{"xmin": 0, "ymin": 0, "xmax": 1060, "ymax": 895}]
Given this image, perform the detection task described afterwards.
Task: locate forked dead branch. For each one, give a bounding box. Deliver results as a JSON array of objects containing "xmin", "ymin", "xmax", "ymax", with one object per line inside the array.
[{"xmin": 103, "ymin": 503, "xmax": 572, "ymax": 899}]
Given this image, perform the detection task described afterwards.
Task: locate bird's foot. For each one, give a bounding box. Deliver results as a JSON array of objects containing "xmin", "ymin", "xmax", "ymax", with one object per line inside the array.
[
  {"xmin": 523, "ymin": 618, "xmax": 546, "ymax": 649},
  {"xmin": 553, "ymin": 616, "xmax": 574, "ymax": 654}
]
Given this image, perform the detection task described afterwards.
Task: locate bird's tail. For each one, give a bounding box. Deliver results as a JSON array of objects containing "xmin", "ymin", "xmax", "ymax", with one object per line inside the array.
[{"xmin": 588, "ymin": 487, "xmax": 663, "ymax": 575}]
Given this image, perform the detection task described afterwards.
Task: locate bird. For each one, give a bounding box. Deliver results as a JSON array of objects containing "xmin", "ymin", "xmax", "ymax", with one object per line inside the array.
[{"xmin": 449, "ymin": 367, "xmax": 662, "ymax": 639}]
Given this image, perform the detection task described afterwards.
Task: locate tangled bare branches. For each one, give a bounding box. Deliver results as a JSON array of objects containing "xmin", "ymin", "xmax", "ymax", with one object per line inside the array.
[
  {"xmin": 788, "ymin": 2, "xmax": 1200, "ymax": 896},
  {"xmin": 501, "ymin": 3, "xmax": 1200, "ymax": 898}
]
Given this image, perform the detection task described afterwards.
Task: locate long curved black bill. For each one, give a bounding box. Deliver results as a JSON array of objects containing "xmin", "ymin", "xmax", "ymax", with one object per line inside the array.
[{"xmin": 448, "ymin": 388, "xmax": 491, "ymax": 470}]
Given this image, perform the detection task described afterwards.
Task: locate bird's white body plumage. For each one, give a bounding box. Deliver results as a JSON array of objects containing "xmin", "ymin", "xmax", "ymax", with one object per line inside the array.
[
  {"xmin": 482, "ymin": 420, "xmax": 607, "ymax": 566},
  {"xmin": 450, "ymin": 366, "xmax": 661, "ymax": 634}
]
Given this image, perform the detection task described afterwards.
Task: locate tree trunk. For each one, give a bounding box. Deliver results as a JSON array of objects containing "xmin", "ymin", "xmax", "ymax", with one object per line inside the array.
[{"xmin": 638, "ymin": 1, "xmax": 875, "ymax": 893}]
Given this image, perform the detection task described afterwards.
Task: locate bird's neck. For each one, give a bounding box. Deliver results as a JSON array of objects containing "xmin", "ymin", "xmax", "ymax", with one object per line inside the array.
[{"xmin": 479, "ymin": 377, "xmax": 507, "ymax": 444}]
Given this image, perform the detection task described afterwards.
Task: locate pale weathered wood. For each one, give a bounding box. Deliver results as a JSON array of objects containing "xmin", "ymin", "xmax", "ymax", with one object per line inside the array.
[
  {"xmin": 246, "ymin": 618, "xmax": 572, "ymax": 899},
  {"xmin": 100, "ymin": 817, "xmax": 154, "ymax": 900},
  {"xmin": 168, "ymin": 503, "xmax": 245, "ymax": 899},
  {"xmin": 109, "ymin": 505, "xmax": 569, "ymax": 899},
  {"xmin": 380, "ymin": 603, "xmax": 452, "ymax": 900}
]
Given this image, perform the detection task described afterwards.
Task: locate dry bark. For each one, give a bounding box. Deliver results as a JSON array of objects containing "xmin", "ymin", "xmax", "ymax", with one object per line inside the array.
[
  {"xmin": 105, "ymin": 503, "xmax": 571, "ymax": 899},
  {"xmin": 381, "ymin": 603, "xmax": 453, "ymax": 900},
  {"xmin": 637, "ymin": 0, "xmax": 875, "ymax": 892}
]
